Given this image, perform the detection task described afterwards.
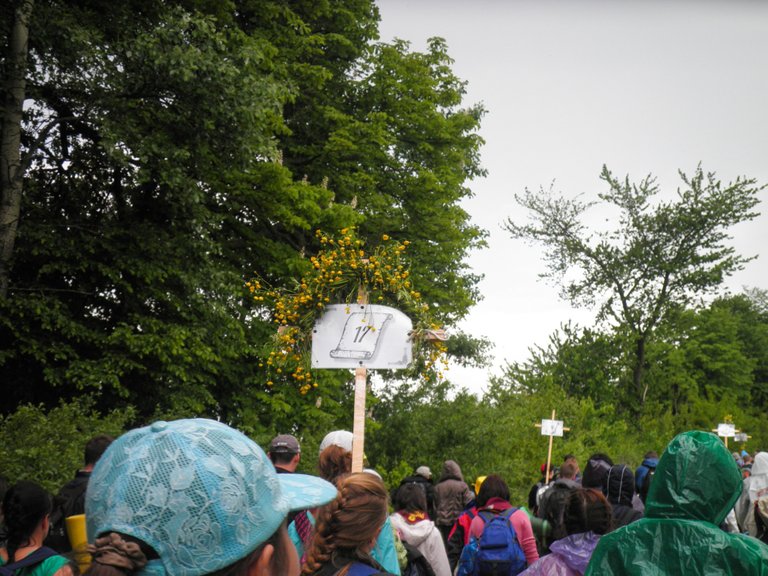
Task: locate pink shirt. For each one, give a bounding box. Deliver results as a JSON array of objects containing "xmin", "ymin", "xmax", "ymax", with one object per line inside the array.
[{"xmin": 469, "ymin": 507, "xmax": 540, "ymax": 565}]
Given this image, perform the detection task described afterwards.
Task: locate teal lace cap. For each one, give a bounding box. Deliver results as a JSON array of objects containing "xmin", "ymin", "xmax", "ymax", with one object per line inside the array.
[{"xmin": 85, "ymin": 419, "xmax": 338, "ymax": 576}]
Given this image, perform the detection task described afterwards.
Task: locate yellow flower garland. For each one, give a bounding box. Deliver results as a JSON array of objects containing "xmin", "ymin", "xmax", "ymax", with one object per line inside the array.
[{"xmin": 247, "ymin": 228, "xmax": 448, "ymax": 394}]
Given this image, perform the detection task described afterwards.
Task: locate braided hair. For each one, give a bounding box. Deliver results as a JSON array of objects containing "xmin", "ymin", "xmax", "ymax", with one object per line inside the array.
[{"xmin": 302, "ymin": 473, "xmax": 388, "ymax": 575}]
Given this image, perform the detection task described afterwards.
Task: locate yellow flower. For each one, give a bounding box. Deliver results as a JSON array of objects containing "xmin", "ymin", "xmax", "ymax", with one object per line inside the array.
[{"xmin": 382, "ymin": 234, "xmax": 390, "ymax": 241}]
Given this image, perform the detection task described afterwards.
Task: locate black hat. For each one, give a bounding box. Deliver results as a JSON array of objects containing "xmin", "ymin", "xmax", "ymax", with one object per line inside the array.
[{"xmin": 269, "ymin": 434, "xmax": 300, "ymax": 454}]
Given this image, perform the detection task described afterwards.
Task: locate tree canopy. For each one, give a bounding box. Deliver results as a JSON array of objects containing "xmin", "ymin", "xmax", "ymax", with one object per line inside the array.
[
  {"xmin": 504, "ymin": 165, "xmax": 763, "ymax": 405},
  {"xmin": 0, "ymin": 0, "xmax": 486, "ymax": 430}
]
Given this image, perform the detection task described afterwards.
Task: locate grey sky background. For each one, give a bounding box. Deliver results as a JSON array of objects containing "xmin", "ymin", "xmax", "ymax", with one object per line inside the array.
[{"xmin": 376, "ymin": 0, "xmax": 768, "ymax": 395}]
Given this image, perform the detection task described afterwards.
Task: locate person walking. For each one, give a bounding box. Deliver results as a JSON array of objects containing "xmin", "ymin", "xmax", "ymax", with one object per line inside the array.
[
  {"xmin": 585, "ymin": 431, "xmax": 768, "ymax": 575},
  {"xmin": 302, "ymin": 473, "xmax": 396, "ymax": 576},
  {"xmin": 1, "ymin": 480, "xmax": 74, "ymax": 576},
  {"xmin": 82, "ymin": 418, "xmax": 337, "ymax": 576},
  {"xmin": 434, "ymin": 461, "xmax": 472, "ymax": 544}
]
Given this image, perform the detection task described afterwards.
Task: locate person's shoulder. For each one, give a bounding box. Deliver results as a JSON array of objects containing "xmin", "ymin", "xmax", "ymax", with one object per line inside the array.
[{"xmin": 41, "ymin": 554, "xmax": 73, "ymax": 576}]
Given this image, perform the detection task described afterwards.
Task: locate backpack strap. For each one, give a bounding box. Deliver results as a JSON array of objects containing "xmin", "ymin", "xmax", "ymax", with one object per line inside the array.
[
  {"xmin": 0, "ymin": 547, "xmax": 59, "ymax": 576},
  {"xmin": 342, "ymin": 561, "xmax": 386, "ymax": 576},
  {"xmin": 479, "ymin": 507, "xmax": 516, "ymax": 523},
  {"xmin": 477, "ymin": 510, "xmax": 494, "ymax": 523}
]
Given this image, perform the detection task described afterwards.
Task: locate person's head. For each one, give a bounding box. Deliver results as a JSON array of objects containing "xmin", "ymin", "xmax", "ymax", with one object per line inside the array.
[
  {"xmin": 85, "ymin": 435, "xmax": 114, "ymax": 468},
  {"xmin": 644, "ymin": 450, "xmax": 658, "ymax": 460},
  {"xmin": 563, "ymin": 488, "xmax": 613, "ymax": 535},
  {"xmin": 645, "ymin": 430, "xmax": 742, "ymax": 525},
  {"xmin": 267, "ymin": 434, "xmax": 301, "ymax": 471},
  {"xmin": 319, "ymin": 430, "xmax": 353, "ymax": 455},
  {"xmin": 476, "ymin": 474, "xmax": 510, "ymax": 507},
  {"xmin": 2, "ymin": 480, "xmax": 54, "ymax": 561},
  {"xmin": 395, "ymin": 482, "xmax": 427, "ymax": 513},
  {"xmin": 603, "ymin": 464, "xmax": 635, "ymax": 506},
  {"xmin": 415, "ymin": 466, "xmax": 432, "ymax": 481},
  {"xmin": 582, "ymin": 453, "xmax": 614, "ymax": 490},
  {"xmin": 84, "ymin": 418, "xmax": 337, "ymax": 576},
  {"xmin": 564, "ymin": 455, "xmax": 580, "ymax": 475},
  {"xmin": 302, "ymin": 473, "xmax": 389, "ymax": 575},
  {"xmin": 559, "ymin": 461, "xmax": 578, "ymax": 480},
  {"xmin": 318, "ymin": 444, "xmax": 352, "ymax": 486}
]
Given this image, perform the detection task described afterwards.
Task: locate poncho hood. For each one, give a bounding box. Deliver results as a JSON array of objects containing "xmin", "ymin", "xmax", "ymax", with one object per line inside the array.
[
  {"xmin": 551, "ymin": 531, "xmax": 601, "ymax": 574},
  {"xmin": 440, "ymin": 460, "xmax": 464, "ymax": 482},
  {"xmin": 645, "ymin": 430, "xmax": 742, "ymax": 526}
]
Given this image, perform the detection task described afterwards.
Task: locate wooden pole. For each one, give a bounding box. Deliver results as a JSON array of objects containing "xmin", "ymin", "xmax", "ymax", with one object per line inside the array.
[
  {"xmin": 545, "ymin": 409, "xmax": 555, "ymax": 482},
  {"xmin": 351, "ymin": 287, "xmax": 368, "ymax": 473}
]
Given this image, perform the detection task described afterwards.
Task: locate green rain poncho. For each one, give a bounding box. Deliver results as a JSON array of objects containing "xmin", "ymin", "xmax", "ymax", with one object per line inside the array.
[{"xmin": 585, "ymin": 430, "xmax": 768, "ymax": 575}]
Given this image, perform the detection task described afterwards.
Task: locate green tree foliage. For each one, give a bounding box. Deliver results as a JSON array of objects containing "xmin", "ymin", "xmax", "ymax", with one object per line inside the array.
[
  {"xmin": 0, "ymin": 397, "xmax": 133, "ymax": 491},
  {"xmin": 490, "ymin": 293, "xmax": 768, "ymax": 450},
  {"xmin": 368, "ymin": 290, "xmax": 768, "ymax": 502},
  {"xmin": 0, "ymin": 1, "xmax": 487, "ymax": 433},
  {"xmin": 505, "ymin": 166, "xmax": 763, "ymax": 406}
]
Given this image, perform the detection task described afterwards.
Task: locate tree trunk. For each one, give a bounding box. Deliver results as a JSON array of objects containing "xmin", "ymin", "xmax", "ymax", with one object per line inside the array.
[
  {"xmin": 633, "ymin": 335, "xmax": 647, "ymax": 405},
  {"xmin": 0, "ymin": 0, "xmax": 34, "ymax": 299}
]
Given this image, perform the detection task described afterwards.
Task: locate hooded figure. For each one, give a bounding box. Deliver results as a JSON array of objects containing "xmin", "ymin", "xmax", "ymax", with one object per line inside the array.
[
  {"xmin": 585, "ymin": 431, "xmax": 768, "ymax": 575},
  {"xmin": 603, "ymin": 464, "xmax": 643, "ymax": 528},
  {"xmin": 734, "ymin": 451, "xmax": 768, "ymax": 537},
  {"xmin": 634, "ymin": 453, "xmax": 658, "ymax": 493},
  {"xmin": 434, "ymin": 460, "xmax": 472, "ymax": 541}
]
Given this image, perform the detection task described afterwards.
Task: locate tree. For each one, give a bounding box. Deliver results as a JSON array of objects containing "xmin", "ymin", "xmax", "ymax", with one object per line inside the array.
[
  {"xmin": 1, "ymin": 1, "xmax": 487, "ymax": 429},
  {"xmin": 0, "ymin": 0, "xmax": 33, "ymax": 298},
  {"xmin": 505, "ymin": 166, "xmax": 762, "ymax": 407}
]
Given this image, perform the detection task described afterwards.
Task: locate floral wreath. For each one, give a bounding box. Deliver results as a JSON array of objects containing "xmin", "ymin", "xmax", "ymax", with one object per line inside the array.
[{"xmin": 247, "ymin": 228, "xmax": 448, "ymax": 394}]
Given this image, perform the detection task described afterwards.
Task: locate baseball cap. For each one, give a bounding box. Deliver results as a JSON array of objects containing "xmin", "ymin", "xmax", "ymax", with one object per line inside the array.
[
  {"xmin": 269, "ymin": 433, "xmax": 300, "ymax": 454},
  {"xmin": 415, "ymin": 466, "xmax": 432, "ymax": 480},
  {"xmin": 86, "ymin": 419, "xmax": 337, "ymax": 576},
  {"xmin": 319, "ymin": 430, "xmax": 354, "ymax": 454}
]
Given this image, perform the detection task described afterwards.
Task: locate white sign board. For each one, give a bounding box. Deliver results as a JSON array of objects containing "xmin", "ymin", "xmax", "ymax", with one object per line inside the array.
[
  {"xmin": 540, "ymin": 419, "xmax": 564, "ymax": 437},
  {"xmin": 717, "ymin": 423, "xmax": 736, "ymax": 437},
  {"xmin": 311, "ymin": 304, "xmax": 413, "ymax": 369},
  {"xmin": 734, "ymin": 433, "xmax": 749, "ymax": 442}
]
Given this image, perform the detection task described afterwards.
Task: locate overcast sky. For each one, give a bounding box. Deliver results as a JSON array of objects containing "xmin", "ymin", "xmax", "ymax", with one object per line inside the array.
[{"xmin": 376, "ymin": 0, "xmax": 768, "ymax": 395}]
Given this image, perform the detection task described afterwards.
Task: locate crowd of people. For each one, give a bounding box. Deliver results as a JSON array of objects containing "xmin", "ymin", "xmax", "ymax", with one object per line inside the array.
[{"xmin": 2, "ymin": 421, "xmax": 768, "ymax": 576}]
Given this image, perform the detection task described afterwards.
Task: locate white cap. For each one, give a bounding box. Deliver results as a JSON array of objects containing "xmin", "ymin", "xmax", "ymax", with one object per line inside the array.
[{"xmin": 319, "ymin": 430, "xmax": 354, "ymax": 454}]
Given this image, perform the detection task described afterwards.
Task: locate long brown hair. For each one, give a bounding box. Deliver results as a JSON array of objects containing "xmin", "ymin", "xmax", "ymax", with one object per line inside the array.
[
  {"xmin": 302, "ymin": 473, "xmax": 388, "ymax": 575},
  {"xmin": 317, "ymin": 445, "xmax": 352, "ymax": 485}
]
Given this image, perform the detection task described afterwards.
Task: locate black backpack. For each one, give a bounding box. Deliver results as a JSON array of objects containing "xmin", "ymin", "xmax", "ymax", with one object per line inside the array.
[
  {"xmin": 44, "ymin": 476, "xmax": 89, "ymax": 552},
  {"xmin": 538, "ymin": 481, "xmax": 576, "ymax": 545},
  {"xmin": 401, "ymin": 541, "xmax": 436, "ymax": 576}
]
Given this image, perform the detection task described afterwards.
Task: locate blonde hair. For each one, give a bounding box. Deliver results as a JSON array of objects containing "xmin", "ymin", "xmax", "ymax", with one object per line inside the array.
[{"xmin": 302, "ymin": 473, "xmax": 388, "ymax": 575}]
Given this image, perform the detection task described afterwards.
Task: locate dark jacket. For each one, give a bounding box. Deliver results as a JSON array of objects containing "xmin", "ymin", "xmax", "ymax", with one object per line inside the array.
[
  {"xmin": 537, "ymin": 477, "xmax": 580, "ymax": 544},
  {"xmin": 446, "ymin": 506, "xmax": 478, "ymax": 571},
  {"xmin": 603, "ymin": 464, "xmax": 643, "ymax": 528},
  {"xmin": 44, "ymin": 470, "xmax": 91, "ymax": 552},
  {"xmin": 434, "ymin": 461, "xmax": 472, "ymax": 528}
]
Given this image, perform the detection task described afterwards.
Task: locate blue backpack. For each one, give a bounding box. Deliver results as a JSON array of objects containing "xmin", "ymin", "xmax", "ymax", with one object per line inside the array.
[{"xmin": 473, "ymin": 509, "xmax": 526, "ymax": 576}]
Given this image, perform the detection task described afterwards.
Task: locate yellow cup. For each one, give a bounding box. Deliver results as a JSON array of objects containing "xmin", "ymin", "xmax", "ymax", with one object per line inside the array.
[{"xmin": 65, "ymin": 514, "xmax": 92, "ymax": 573}]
